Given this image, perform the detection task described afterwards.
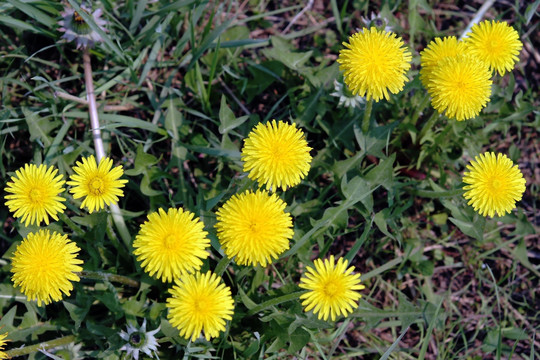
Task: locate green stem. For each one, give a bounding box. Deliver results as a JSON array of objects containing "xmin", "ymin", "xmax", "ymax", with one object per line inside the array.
[
  {"xmin": 271, "ymin": 264, "xmax": 286, "ymax": 285},
  {"xmin": 362, "ymin": 99, "xmax": 373, "ymax": 133},
  {"xmin": 106, "ymin": 218, "xmax": 131, "ymax": 259},
  {"xmin": 416, "ymin": 110, "xmax": 440, "ymax": 145},
  {"xmin": 83, "ymin": 48, "xmax": 131, "ymax": 250},
  {"xmin": 404, "ymin": 187, "xmax": 465, "ymax": 198},
  {"xmin": 247, "ymin": 291, "xmax": 306, "ymax": 316},
  {"xmin": 79, "ymin": 270, "xmax": 139, "ymax": 288},
  {"xmin": 5, "ymin": 335, "xmax": 75, "ymax": 357},
  {"xmin": 410, "ymin": 94, "xmax": 431, "ymax": 128},
  {"xmin": 59, "ymin": 213, "xmax": 85, "ymax": 237},
  {"xmin": 215, "ymin": 255, "xmax": 232, "ymax": 277}
]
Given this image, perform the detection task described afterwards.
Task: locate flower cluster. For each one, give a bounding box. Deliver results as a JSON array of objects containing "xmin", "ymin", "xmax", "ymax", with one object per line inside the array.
[
  {"xmin": 420, "ymin": 20, "xmax": 522, "ymax": 121},
  {"xmin": 5, "ymin": 156, "xmax": 128, "ymax": 226},
  {"xmin": 4, "ymin": 156, "xmax": 127, "ymax": 306},
  {"xmin": 3, "ymin": 11, "xmax": 528, "ymax": 356}
]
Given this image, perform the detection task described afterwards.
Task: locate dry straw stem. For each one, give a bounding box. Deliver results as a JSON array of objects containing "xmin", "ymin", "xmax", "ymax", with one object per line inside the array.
[
  {"xmin": 459, "ymin": 0, "xmax": 496, "ymax": 40},
  {"xmin": 82, "ymin": 48, "xmax": 131, "ymax": 249}
]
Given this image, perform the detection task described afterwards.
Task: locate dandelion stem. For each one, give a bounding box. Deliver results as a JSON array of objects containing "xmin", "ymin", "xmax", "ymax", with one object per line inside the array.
[
  {"xmin": 362, "ymin": 99, "xmax": 373, "ymax": 133},
  {"xmin": 459, "ymin": 0, "xmax": 496, "ymax": 40},
  {"xmin": 5, "ymin": 335, "xmax": 75, "ymax": 357},
  {"xmin": 404, "ymin": 187, "xmax": 465, "ymax": 198},
  {"xmin": 83, "ymin": 48, "xmax": 132, "ymax": 250},
  {"xmin": 410, "ymin": 94, "xmax": 431, "ymax": 128},
  {"xmin": 83, "ymin": 49, "xmax": 105, "ymax": 161},
  {"xmin": 79, "ymin": 270, "xmax": 140, "ymax": 288},
  {"xmin": 416, "ymin": 111, "xmax": 440, "ymax": 145},
  {"xmin": 59, "ymin": 213, "xmax": 85, "ymax": 236}
]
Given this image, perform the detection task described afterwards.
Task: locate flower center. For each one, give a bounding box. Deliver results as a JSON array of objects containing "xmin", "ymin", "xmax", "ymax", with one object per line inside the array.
[
  {"xmin": 490, "ymin": 177, "xmax": 502, "ymax": 192},
  {"xmin": 487, "ymin": 39, "xmax": 500, "ymax": 54},
  {"xmin": 193, "ymin": 297, "xmax": 209, "ymax": 312},
  {"xmin": 323, "ymin": 282, "xmax": 339, "ymax": 298},
  {"xmin": 70, "ymin": 10, "xmax": 92, "ymax": 35},
  {"xmin": 270, "ymin": 144, "xmax": 286, "ymax": 162},
  {"xmin": 73, "ymin": 11, "xmax": 84, "ymax": 24},
  {"xmin": 89, "ymin": 177, "xmax": 104, "ymax": 194},
  {"xmin": 249, "ymin": 221, "xmax": 258, "ymax": 232},
  {"xmin": 28, "ymin": 188, "xmax": 42, "ymax": 203},
  {"xmin": 163, "ymin": 234, "xmax": 177, "ymax": 250},
  {"xmin": 129, "ymin": 333, "xmax": 142, "ymax": 346}
]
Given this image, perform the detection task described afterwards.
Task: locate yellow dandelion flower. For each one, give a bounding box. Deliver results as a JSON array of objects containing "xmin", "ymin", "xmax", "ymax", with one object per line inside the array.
[
  {"xmin": 420, "ymin": 36, "xmax": 467, "ymax": 88},
  {"xmin": 11, "ymin": 230, "xmax": 83, "ymax": 306},
  {"xmin": 299, "ymin": 255, "xmax": 365, "ymax": 321},
  {"xmin": 215, "ymin": 190, "xmax": 293, "ymax": 267},
  {"xmin": 133, "ymin": 208, "xmax": 210, "ymax": 282},
  {"xmin": 463, "ymin": 152, "xmax": 526, "ymax": 217},
  {"xmin": 428, "ymin": 54, "xmax": 492, "ymax": 121},
  {"xmin": 67, "ymin": 155, "xmax": 128, "ymax": 213},
  {"xmin": 337, "ymin": 27, "xmax": 412, "ymax": 102},
  {"xmin": 0, "ymin": 331, "xmax": 9, "ymax": 359},
  {"xmin": 167, "ymin": 271, "xmax": 234, "ymax": 342},
  {"xmin": 4, "ymin": 163, "xmax": 66, "ymax": 227},
  {"xmin": 241, "ymin": 120, "xmax": 312, "ymax": 191},
  {"xmin": 464, "ymin": 20, "xmax": 522, "ymax": 76}
]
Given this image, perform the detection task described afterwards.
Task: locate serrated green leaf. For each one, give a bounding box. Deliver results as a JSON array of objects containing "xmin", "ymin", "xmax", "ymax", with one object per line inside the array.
[
  {"xmin": 287, "ymin": 327, "xmax": 310, "ymax": 354},
  {"xmin": 320, "ymin": 205, "xmax": 349, "ymax": 230},
  {"xmin": 23, "ymin": 108, "xmax": 59, "ymax": 147},
  {"xmin": 262, "ymin": 37, "xmax": 313, "ymax": 71},
  {"xmin": 341, "ymin": 176, "xmax": 371, "ymax": 206},
  {"xmin": 218, "ymin": 95, "xmax": 249, "ymax": 134},
  {"xmin": 365, "ymin": 153, "xmax": 396, "ymax": 190},
  {"xmin": 449, "ymin": 216, "xmax": 484, "ymax": 241},
  {"xmin": 63, "ymin": 301, "xmax": 90, "ymax": 330},
  {"xmin": 124, "ymin": 145, "xmax": 159, "ymax": 176},
  {"xmin": 0, "ymin": 306, "xmax": 17, "ymax": 329},
  {"xmin": 374, "ymin": 211, "xmax": 395, "ymax": 239},
  {"xmin": 355, "ymin": 122, "xmax": 398, "ymax": 158}
]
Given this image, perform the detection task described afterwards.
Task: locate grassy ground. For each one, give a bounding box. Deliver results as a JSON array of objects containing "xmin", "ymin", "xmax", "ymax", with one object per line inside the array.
[{"xmin": 0, "ymin": 0, "xmax": 539, "ymax": 359}]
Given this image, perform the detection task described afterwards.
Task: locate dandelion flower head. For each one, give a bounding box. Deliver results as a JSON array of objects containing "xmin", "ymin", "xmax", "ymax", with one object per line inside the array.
[
  {"xmin": 463, "ymin": 152, "xmax": 526, "ymax": 217},
  {"xmin": 420, "ymin": 36, "xmax": 467, "ymax": 88},
  {"xmin": 167, "ymin": 271, "xmax": 234, "ymax": 342},
  {"xmin": 11, "ymin": 230, "xmax": 83, "ymax": 306},
  {"xmin": 464, "ymin": 20, "xmax": 522, "ymax": 76},
  {"xmin": 0, "ymin": 331, "xmax": 8, "ymax": 360},
  {"xmin": 215, "ymin": 190, "xmax": 293, "ymax": 267},
  {"xmin": 67, "ymin": 155, "xmax": 128, "ymax": 213},
  {"xmin": 133, "ymin": 207, "xmax": 210, "ymax": 282},
  {"xmin": 119, "ymin": 319, "xmax": 160, "ymax": 360},
  {"xmin": 427, "ymin": 54, "xmax": 492, "ymax": 121},
  {"xmin": 330, "ymin": 79, "xmax": 366, "ymax": 108},
  {"xmin": 242, "ymin": 120, "xmax": 312, "ymax": 191},
  {"xmin": 337, "ymin": 27, "xmax": 412, "ymax": 102},
  {"xmin": 5, "ymin": 163, "xmax": 66, "ymax": 227},
  {"xmin": 360, "ymin": 12, "xmax": 393, "ymax": 33},
  {"xmin": 299, "ymin": 255, "xmax": 365, "ymax": 321},
  {"xmin": 58, "ymin": 4, "xmax": 107, "ymax": 49}
]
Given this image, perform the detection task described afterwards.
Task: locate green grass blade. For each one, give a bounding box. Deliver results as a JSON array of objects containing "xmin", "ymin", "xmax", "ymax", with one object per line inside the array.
[
  {"xmin": 6, "ymin": 0, "xmax": 56, "ymax": 27},
  {"xmin": 418, "ymin": 298, "xmax": 444, "ymax": 360},
  {"xmin": 379, "ymin": 326, "xmax": 409, "ymax": 360}
]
